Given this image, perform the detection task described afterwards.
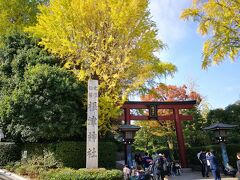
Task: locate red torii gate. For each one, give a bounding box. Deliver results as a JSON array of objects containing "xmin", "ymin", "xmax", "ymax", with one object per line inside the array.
[{"xmin": 121, "ymin": 100, "xmax": 196, "ymax": 168}]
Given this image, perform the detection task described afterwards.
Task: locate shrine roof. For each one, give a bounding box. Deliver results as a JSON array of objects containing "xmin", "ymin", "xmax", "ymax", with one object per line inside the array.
[
  {"xmin": 203, "ymin": 123, "xmax": 237, "ymax": 131},
  {"xmin": 119, "ymin": 124, "xmax": 141, "ymax": 131}
]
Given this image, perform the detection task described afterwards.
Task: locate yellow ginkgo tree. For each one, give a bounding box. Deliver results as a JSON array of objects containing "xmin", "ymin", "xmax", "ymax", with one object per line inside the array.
[
  {"xmin": 26, "ymin": 0, "xmax": 176, "ymax": 134},
  {"xmin": 181, "ymin": 0, "xmax": 240, "ymax": 68},
  {"xmin": 0, "ymin": 0, "xmax": 47, "ymax": 45}
]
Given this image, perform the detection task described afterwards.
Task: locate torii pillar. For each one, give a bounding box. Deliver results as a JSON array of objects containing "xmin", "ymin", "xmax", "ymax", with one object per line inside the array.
[
  {"xmin": 121, "ymin": 100, "xmax": 196, "ymax": 168},
  {"xmin": 173, "ymin": 107, "xmax": 187, "ymax": 168}
]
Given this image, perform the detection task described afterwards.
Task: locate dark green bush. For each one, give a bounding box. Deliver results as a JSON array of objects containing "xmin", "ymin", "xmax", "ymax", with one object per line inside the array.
[
  {"xmin": 22, "ymin": 141, "xmax": 117, "ymax": 169},
  {"xmin": 187, "ymin": 144, "xmax": 240, "ymax": 168},
  {"xmin": 99, "ymin": 142, "xmax": 117, "ymax": 168},
  {"xmin": 0, "ymin": 142, "xmax": 21, "ymax": 166},
  {"xmin": 40, "ymin": 168, "xmax": 123, "ymax": 180},
  {"xmin": 55, "ymin": 141, "xmax": 85, "ymax": 169}
]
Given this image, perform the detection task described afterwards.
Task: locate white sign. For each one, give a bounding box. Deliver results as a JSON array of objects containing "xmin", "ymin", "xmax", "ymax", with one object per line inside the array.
[
  {"xmin": 22, "ymin": 150, "xmax": 27, "ymax": 159},
  {"xmin": 86, "ymin": 80, "xmax": 98, "ymax": 168},
  {"xmin": 0, "ymin": 129, "xmax": 4, "ymax": 142}
]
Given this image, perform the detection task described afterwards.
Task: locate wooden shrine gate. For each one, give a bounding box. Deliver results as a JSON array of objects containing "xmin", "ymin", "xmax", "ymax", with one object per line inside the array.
[{"xmin": 121, "ymin": 100, "xmax": 196, "ymax": 168}]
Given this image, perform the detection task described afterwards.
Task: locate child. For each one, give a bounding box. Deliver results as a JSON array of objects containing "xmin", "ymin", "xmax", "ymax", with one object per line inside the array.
[
  {"xmin": 123, "ymin": 165, "xmax": 131, "ymax": 180},
  {"xmin": 175, "ymin": 161, "xmax": 181, "ymax": 175},
  {"xmin": 171, "ymin": 161, "xmax": 181, "ymax": 176}
]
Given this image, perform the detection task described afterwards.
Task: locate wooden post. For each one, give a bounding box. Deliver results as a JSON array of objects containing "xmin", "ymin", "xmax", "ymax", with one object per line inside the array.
[
  {"xmin": 124, "ymin": 108, "xmax": 130, "ymax": 125},
  {"xmin": 124, "ymin": 108, "xmax": 130, "ymax": 165},
  {"xmin": 173, "ymin": 108, "xmax": 187, "ymax": 168}
]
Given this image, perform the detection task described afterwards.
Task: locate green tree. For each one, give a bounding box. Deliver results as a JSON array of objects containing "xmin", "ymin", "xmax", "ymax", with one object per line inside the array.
[
  {"xmin": 26, "ymin": 0, "xmax": 176, "ymax": 134},
  {"xmin": 0, "ymin": 34, "xmax": 87, "ymax": 142},
  {"xmin": 133, "ymin": 121, "xmax": 163, "ymax": 154},
  {"xmin": 207, "ymin": 101, "xmax": 240, "ymax": 144},
  {"xmin": 224, "ymin": 102, "xmax": 240, "ymax": 143},
  {"xmin": 206, "ymin": 108, "xmax": 226, "ymax": 125},
  {"xmin": 181, "ymin": 0, "xmax": 240, "ymax": 68},
  {"xmin": 183, "ymin": 108, "xmax": 211, "ymax": 147}
]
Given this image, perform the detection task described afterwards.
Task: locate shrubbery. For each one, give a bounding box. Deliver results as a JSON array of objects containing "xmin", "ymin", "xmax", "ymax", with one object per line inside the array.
[
  {"xmin": 0, "ymin": 142, "xmax": 21, "ymax": 166},
  {"xmin": 5, "ymin": 146, "xmax": 120, "ymax": 179},
  {"xmin": 0, "ymin": 34, "xmax": 87, "ymax": 143},
  {"xmin": 5, "ymin": 150, "xmax": 63, "ymax": 179},
  {"xmin": 40, "ymin": 168, "xmax": 123, "ymax": 180},
  {"xmin": 22, "ymin": 141, "xmax": 117, "ymax": 169}
]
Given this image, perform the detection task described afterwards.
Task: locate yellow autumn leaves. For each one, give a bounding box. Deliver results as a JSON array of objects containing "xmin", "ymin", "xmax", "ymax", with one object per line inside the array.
[
  {"xmin": 181, "ymin": 0, "xmax": 240, "ymax": 68},
  {"xmin": 26, "ymin": 0, "xmax": 176, "ymax": 133}
]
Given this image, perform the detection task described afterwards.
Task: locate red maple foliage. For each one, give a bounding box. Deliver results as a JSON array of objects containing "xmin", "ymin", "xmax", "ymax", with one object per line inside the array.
[{"xmin": 141, "ymin": 84, "xmax": 201, "ymax": 103}]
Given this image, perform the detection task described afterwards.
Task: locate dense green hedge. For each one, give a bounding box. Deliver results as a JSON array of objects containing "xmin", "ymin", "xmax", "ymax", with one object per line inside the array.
[
  {"xmin": 187, "ymin": 144, "xmax": 240, "ymax": 168},
  {"xmin": 22, "ymin": 141, "xmax": 117, "ymax": 169},
  {"xmin": 0, "ymin": 142, "xmax": 21, "ymax": 166},
  {"xmin": 40, "ymin": 168, "xmax": 123, "ymax": 180},
  {"xmin": 55, "ymin": 141, "xmax": 84, "ymax": 169}
]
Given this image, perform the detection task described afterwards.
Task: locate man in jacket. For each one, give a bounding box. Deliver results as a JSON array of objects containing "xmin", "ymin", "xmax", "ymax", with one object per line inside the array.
[
  {"xmin": 199, "ymin": 150, "xmax": 209, "ymax": 177},
  {"xmin": 206, "ymin": 150, "xmax": 221, "ymax": 180}
]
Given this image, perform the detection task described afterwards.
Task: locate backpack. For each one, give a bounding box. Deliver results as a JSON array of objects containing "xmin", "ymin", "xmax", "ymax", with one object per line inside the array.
[
  {"xmin": 162, "ymin": 160, "xmax": 167, "ymax": 171},
  {"xmin": 155, "ymin": 158, "xmax": 164, "ymax": 170}
]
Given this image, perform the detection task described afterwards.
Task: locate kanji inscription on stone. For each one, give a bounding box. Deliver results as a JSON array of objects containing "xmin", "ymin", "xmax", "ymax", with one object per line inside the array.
[{"xmin": 86, "ymin": 80, "xmax": 98, "ymax": 168}]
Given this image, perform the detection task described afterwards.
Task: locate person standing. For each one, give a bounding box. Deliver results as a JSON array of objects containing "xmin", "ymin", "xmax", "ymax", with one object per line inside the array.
[
  {"xmin": 197, "ymin": 150, "xmax": 202, "ymax": 161},
  {"xmin": 157, "ymin": 153, "xmax": 166, "ymax": 180},
  {"xmin": 237, "ymin": 152, "xmax": 240, "ymax": 180},
  {"xmin": 207, "ymin": 150, "xmax": 221, "ymax": 180},
  {"xmin": 152, "ymin": 153, "xmax": 161, "ymax": 180},
  {"xmin": 206, "ymin": 151, "xmax": 211, "ymax": 176},
  {"xmin": 143, "ymin": 153, "xmax": 152, "ymax": 170},
  {"xmin": 134, "ymin": 153, "xmax": 143, "ymax": 169},
  {"xmin": 199, "ymin": 150, "xmax": 209, "ymax": 177}
]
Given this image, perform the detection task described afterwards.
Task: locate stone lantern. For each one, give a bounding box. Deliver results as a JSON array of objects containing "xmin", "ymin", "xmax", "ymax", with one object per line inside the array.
[
  {"xmin": 204, "ymin": 123, "xmax": 237, "ymax": 173},
  {"xmin": 119, "ymin": 124, "xmax": 140, "ymax": 167}
]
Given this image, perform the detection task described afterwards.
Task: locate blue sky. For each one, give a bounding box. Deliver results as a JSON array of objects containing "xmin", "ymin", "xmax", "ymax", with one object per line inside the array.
[{"xmin": 148, "ymin": 0, "xmax": 240, "ymax": 109}]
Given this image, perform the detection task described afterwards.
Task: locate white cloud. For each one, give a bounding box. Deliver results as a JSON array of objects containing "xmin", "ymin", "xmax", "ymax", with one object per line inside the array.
[{"xmin": 149, "ymin": 0, "xmax": 192, "ymax": 44}]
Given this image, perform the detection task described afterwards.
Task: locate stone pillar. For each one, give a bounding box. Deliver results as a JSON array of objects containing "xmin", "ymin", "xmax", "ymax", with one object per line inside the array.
[
  {"xmin": 86, "ymin": 80, "xmax": 98, "ymax": 168},
  {"xmin": 220, "ymin": 142, "xmax": 229, "ymax": 167}
]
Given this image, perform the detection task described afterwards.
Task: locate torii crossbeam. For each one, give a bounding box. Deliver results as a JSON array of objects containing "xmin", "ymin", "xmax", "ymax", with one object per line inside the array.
[{"xmin": 121, "ymin": 100, "xmax": 196, "ymax": 168}]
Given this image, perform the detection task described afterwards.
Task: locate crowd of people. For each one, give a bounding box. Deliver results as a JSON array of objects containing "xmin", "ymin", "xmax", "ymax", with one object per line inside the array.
[
  {"xmin": 197, "ymin": 149, "xmax": 220, "ymax": 179},
  {"xmin": 197, "ymin": 149, "xmax": 240, "ymax": 180},
  {"xmin": 123, "ymin": 152, "xmax": 181, "ymax": 180},
  {"xmin": 123, "ymin": 150, "xmax": 240, "ymax": 180}
]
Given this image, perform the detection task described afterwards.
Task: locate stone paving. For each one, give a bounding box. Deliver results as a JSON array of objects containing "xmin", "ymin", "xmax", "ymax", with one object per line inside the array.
[
  {"xmin": 166, "ymin": 171, "xmax": 238, "ymax": 180},
  {"xmin": 1, "ymin": 167, "xmax": 239, "ymax": 180},
  {"xmin": 0, "ymin": 169, "xmax": 27, "ymax": 180}
]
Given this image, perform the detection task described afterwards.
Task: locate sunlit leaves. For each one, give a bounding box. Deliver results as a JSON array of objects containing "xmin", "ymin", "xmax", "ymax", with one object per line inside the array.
[
  {"xmin": 0, "ymin": 0, "xmax": 47, "ymax": 45},
  {"xmin": 181, "ymin": 0, "xmax": 240, "ymax": 68},
  {"xmin": 26, "ymin": 0, "xmax": 176, "ymax": 133}
]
